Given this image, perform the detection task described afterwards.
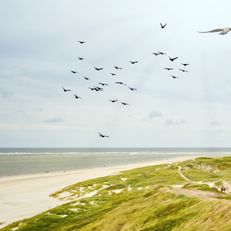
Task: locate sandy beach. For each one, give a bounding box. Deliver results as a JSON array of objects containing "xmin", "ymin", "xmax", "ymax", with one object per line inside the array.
[{"xmin": 0, "ymin": 156, "xmax": 195, "ymax": 228}]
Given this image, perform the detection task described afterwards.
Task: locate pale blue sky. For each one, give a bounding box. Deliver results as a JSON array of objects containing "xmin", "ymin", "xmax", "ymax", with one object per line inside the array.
[{"xmin": 1, "ymin": 0, "xmax": 231, "ymax": 147}]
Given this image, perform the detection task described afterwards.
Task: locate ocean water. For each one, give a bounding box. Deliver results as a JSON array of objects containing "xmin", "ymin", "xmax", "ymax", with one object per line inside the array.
[{"xmin": 0, "ymin": 148, "xmax": 230, "ymax": 177}]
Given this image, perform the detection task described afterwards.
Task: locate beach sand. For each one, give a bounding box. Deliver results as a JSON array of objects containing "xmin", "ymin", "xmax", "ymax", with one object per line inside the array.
[{"xmin": 0, "ymin": 156, "xmax": 195, "ymax": 228}]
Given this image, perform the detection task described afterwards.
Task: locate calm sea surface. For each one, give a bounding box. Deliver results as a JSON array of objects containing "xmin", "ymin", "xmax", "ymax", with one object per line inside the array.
[{"xmin": 0, "ymin": 148, "xmax": 230, "ymax": 177}]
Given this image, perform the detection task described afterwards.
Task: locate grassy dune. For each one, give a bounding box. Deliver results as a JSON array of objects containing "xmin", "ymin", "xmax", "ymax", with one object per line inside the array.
[{"xmin": 2, "ymin": 156, "xmax": 231, "ymax": 231}]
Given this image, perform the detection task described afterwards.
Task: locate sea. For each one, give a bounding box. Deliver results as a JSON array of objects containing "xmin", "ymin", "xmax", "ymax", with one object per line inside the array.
[{"xmin": 0, "ymin": 148, "xmax": 230, "ymax": 177}]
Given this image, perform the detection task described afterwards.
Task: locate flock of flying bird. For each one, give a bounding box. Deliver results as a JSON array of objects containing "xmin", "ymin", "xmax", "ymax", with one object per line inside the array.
[
  {"xmin": 61, "ymin": 22, "xmax": 190, "ymax": 138},
  {"xmin": 61, "ymin": 23, "xmax": 228, "ymax": 139}
]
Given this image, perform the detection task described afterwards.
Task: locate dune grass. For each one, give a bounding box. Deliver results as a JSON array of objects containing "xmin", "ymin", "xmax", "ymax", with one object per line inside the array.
[{"xmin": 1, "ymin": 156, "xmax": 231, "ymax": 231}]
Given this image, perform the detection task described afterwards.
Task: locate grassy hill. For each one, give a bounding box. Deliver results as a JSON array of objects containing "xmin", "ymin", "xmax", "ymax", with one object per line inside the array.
[{"xmin": 2, "ymin": 156, "xmax": 231, "ymax": 231}]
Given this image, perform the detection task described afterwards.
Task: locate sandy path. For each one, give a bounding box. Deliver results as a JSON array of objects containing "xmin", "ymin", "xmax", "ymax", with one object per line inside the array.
[
  {"xmin": 172, "ymin": 187, "xmax": 218, "ymax": 200},
  {"xmin": 177, "ymin": 166, "xmax": 191, "ymax": 182},
  {"xmin": 0, "ymin": 156, "xmax": 193, "ymax": 228}
]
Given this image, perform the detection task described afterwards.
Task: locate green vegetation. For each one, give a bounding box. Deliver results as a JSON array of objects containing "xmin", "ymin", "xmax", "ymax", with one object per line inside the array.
[
  {"xmin": 1, "ymin": 156, "xmax": 231, "ymax": 231},
  {"xmin": 182, "ymin": 183, "xmax": 220, "ymax": 193}
]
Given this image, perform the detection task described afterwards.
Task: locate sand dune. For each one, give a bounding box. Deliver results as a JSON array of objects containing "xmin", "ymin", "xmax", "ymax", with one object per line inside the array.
[{"xmin": 0, "ymin": 156, "xmax": 194, "ymax": 228}]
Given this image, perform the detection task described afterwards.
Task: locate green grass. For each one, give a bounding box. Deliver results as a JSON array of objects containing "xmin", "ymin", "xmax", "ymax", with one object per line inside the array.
[
  {"xmin": 180, "ymin": 156, "xmax": 231, "ymax": 182},
  {"xmin": 1, "ymin": 156, "xmax": 231, "ymax": 231},
  {"xmin": 182, "ymin": 183, "xmax": 220, "ymax": 193}
]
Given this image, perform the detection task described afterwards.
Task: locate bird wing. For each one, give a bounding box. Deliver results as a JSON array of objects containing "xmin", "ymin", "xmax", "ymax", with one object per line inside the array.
[{"xmin": 198, "ymin": 28, "xmax": 223, "ymax": 33}]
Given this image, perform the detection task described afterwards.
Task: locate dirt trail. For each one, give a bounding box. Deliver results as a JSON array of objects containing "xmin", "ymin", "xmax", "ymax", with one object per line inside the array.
[
  {"xmin": 177, "ymin": 166, "xmax": 191, "ymax": 182},
  {"xmin": 173, "ymin": 166, "xmax": 222, "ymax": 200}
]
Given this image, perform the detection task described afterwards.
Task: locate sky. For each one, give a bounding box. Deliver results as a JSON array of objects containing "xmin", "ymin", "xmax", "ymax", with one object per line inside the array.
[{"xmin": 1, "ymin": 0, "xmax": 231, "ymax": 147}]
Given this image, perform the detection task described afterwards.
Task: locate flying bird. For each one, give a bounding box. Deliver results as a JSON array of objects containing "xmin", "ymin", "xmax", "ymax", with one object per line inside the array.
[
  {"xmin": 164, "ymin": 67, "xmax": 174, "ymax": 71},
  {"xmin": 95, "ymin": 86, "xmax": 103, "ymax": 91},
  {"xmin": 109, "ymin": 99, "xmax": 118, "ymax": 103},
  {"xmin": 160, "ymin": 23, "xmax": 167, "ymax": 29},
  {"xmin": 114, "ymin": 65, "xmax": 123, "ymax": 70},
  {"xmin": 71, "ymin": 70, "xmax": 77, "ymax": 74},
  {"xmin": 110, "ymin": 73, "xmax": 116, "ymax": 76},
  {"xmin": 99, "ymin": 82, "xmax": 109, "ymax": 86},
  {"xmin": 62, "ymin": 87, "xmax": 71, "ymax": 92},
  {"xmin": 158, "ymin": 51, "xmax": 166, "ymax": 55},
  {"xmin": 94, "ymin": 67, "xmax": 103, "ymax": 71},
  {"xmin": 89, "ymin": 87, "xmax": 103, "ymax": 92},
  {"xmin": 78, "ymin": 41, "xmax": 86, "ymax": 44},
  {"xmin": 130, "ymin": 61, "xmax": 138, "ymax": 64},
  {"xmin": 83, "ymin": 76, "xmax": 90, "ymax": 80},
  {"xmin": 98, "ymin": 132, "xmax": 109, "ymax": 138},
  {"xmin": 77, "ymin": 57, "xmax": 84, "ymax": 60},
  {"xmin": 128, "ymin": 87, "xmax": 137, "ymax": 91},
  {"xmin": 169, "ymin": 56, "xmax": 178, "ymax": 62},
  {"xmin": 115, "ymin": 81, "xmax": 126, "ymax": 85},
  {"xmin": 198, "ymin": 27, "xmax": 231, "ymax": 35},
  {"xmin": 181, "ymin": 63, "xmax": 189, "ymax": 67},
  {"xmin": 74, "ymin": 94, "xmax": 82, "ymax": 99},
  {"xmin": 179, "ymin": 68, "xmax": 189, "ymax": 73},
  {"xmin": 152, "ymin": 52, "xmax": 159, "ymax": 56},
  {"xmin": 121, "ymin": 102, "xmax": 129, "ymax": 106},
  {"xmin": 171, "ymin": 75, "xmax": 179, "ymax": 79}
]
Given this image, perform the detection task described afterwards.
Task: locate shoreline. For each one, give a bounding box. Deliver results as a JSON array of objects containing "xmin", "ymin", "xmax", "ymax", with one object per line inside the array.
[
  {"xmin": 0, "ymin": 155, "xmax": 200, "ymax": 228},
  {"xmin": 0, "ymin": 155, "xmax": 197, "ymax": 181}
]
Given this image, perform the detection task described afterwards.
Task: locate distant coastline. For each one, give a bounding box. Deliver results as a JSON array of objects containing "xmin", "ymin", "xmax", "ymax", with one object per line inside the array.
[{"xmin": 0, "ymin": 148, "xmax": 231, "ymax": 177}]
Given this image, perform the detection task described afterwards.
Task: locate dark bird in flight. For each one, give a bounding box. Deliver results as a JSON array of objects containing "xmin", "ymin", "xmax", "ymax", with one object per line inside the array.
[
  {"xmin": 110, "ymin": 73, "xmax": 117, "ymax": 76},
  {"xmin": 198, "ymin": 27, "xmax": 231, "ymax": 35},
  {"xmin": 109, "ymin": 99, "xmax": 118, "ymax": 103},
  {"xmin": 95, "ymin": 86, "xmax": 103, "ymax": 91},
  {"xmin": 115, "ymin": 81, "xmax": 126, "ymax": 86},
  {"xmin": 89, "ymin": 87, "xmax": 103, "ymax": 92},
  {"xmin": 89, "ymin": 87, "xmax": 99, "ymax": 91},
  {"xmin": 128, "ymin": 87, "xmax": 137, "ymax": 91},
  {"xmin": 98, "ymin": 132, "xmax": 109, "ymax": 138},
  {"xmin": 94, "ymin": 67, "xmax": 103, "ymax": 71},
  {"xmin": 130, "ymin": 61, "xmax": 138, "ymax": 64},
  {"xmin": 171, "ymin": 75, "xmax": 179, "ymax": 79},
  {"xmin": 160, "ymin": 23, "xmax": 167, "ymax": 29},
  {"xmin": 99, "ymin": 82, "xmax": 109, "ymax": 86},
  {"xmin": 169, "ymin": 56, "xmax": 178, "ymax": 62},
  {"xmin": 158, "ymin": 51, "xmax": 166, "ymax": 55},
  {"xmin": 71, "ymin": 70, "xmax": 77, "ymax": 74},
  {"xmin": 114, "ymin": 65, "xmax": 123, "ymax": 70},
  {"xmin": 74, "ymin": 94, "xmax": 82, "ymax": 99},
  {"xmin": 153, "ymin": 51, "xmax": 166, "ymax": 56},
  {"xmin": 78, "ymin": 41, "xmax": 86, "ymax": 44},
  {"xmin": 179, "ymin": 68, "xmax": 189, "ymax": 73},
  {"xmin": 181, "ymin": 63, "xmax": 189, "ymax": 67},
  {"xmin": 83, "ymin": 76, "xmax": 90, "ymax": 80},
  {"xmin": 62, "ymin": 87, "xmax": 71, "ymax": 92},
  {"xmin": 164, "ymin": 67, "xmax": 174, "ymax": 71},
  {"xmin": 77, "ymin": 57, "xmax": 84, "ymax": 60},
  {"xmin": 121, "ymin": 102, "xmax": 129, "ymax": 106}
]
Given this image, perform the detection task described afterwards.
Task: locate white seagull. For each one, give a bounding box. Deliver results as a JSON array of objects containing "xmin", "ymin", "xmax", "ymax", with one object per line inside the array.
[{"xmin": 198, "ymin": 27, "xmax": 231, "ymax": 35}]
